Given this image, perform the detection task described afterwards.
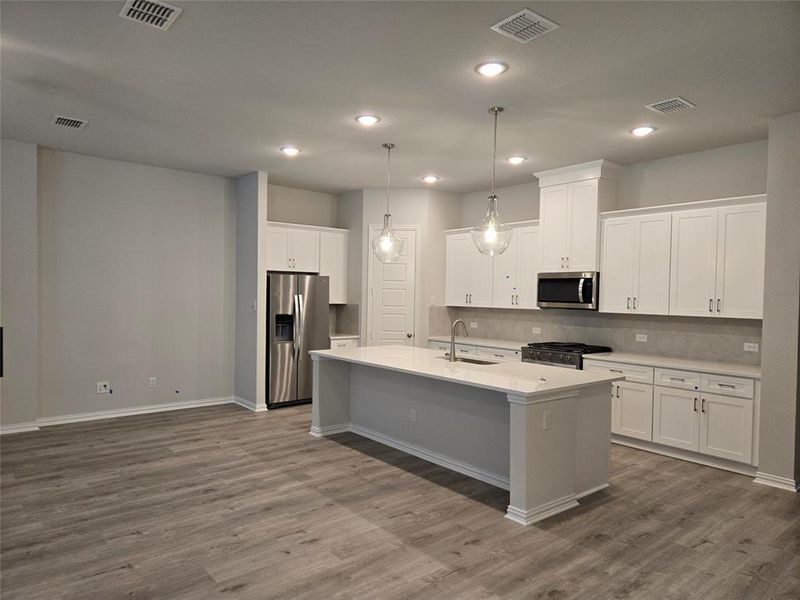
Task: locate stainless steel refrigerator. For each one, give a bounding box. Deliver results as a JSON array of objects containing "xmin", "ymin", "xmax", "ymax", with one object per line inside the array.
[{"xmin": 267, "ymin": 273, "xmax": 330, "ymax": 409}]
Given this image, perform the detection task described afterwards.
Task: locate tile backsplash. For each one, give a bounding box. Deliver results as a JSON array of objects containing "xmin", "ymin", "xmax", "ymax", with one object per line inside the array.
[
  {"xmin": 330, "ymin": 303, "xmax": 359, "ymax": 335},
  {"xmin": 430, "ymin": 305, "xmax": 762, "ymax": 365}
]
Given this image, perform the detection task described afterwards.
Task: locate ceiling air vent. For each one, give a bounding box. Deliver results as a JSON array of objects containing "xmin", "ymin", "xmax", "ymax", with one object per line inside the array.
[
  {"xmin": 51, "ymin": 115, "xmax": 88, "ymax": 130},
  {"xmin": 646, "ymin": 96, "xmax": 696, "ymax": 115},
  {"xmin": 491, "ymin": 8, "xmax": 559, "ymax": 44},
  {"xmin": 119, "ymin": 0, "xmax": 182, "ymax": 31}
]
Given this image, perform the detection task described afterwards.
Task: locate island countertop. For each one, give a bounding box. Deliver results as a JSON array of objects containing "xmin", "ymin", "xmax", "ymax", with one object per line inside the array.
[{"xmin": 310, "ymin": 345, "xmax": 622, "ymax": 398}]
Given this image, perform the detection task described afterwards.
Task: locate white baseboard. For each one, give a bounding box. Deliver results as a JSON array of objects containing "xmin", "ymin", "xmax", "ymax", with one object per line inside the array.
[
  {"xmin": 232, "ymin": 396, "xmax": 267, "ymax": 413},
  {"xmin": 347, "ymin": 423, "xmax": 511, "ymax": 490},
  {"xmin": 575, "ymin": 482, "xmax": 609, "ymax": 500},
  {"xmin": 506, "ymin": 494, "xmax": 579, "ymax": 526},
  {"xmin": 309, "ymin": 424, "xmax": 350, "ymax": 437},
  {"xmin": 36, "ymin": 397, "xmax": 235, "ymax": 427},
  {"xmin": 0, "ymin": 421, "xmax": 41, "ymax": 435},
  {"xmin": 754, "ymin": 471, "xmax": 800, "ymax": 493}
]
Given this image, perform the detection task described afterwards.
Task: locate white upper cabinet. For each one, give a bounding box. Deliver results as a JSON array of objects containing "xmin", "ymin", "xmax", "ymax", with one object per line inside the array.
[
  {"xmin": 445, "ymin": 233, "xmax": 494, "ymax": 307},
  {"xmin": 600, "ymin": 213, "xmax": 671, "ymax": 315},
  {"xmin": 319, "ymin": 230, "xmax": 348, "ymax": 304},
  {"xmin": 492, "ymin": 226, "xmax": 540, "ymax": 309},
  {"xmin": 535, "ymin": 160, "xmax": 620, "ymax": 273},
  {"xmin": 715, "ymin": 203, "xmax": 766, "ymax": 319},
  {"xmin": 669, "ymin": 202, "xmax": 766, "ymax": 319}
]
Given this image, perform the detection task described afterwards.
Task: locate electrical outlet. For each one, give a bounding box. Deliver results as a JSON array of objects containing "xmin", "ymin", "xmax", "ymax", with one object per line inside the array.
[
  {"xmin": 409, "ymin": 408, "xmax": 416, "ymax": 422},
  {"xmin": 542, "ymin": 411, "xmax": 551, "ymax": 431},
  {"xmin": 470, "ymin": 321, "xmax": 478, "ymax": 329},
  {"xmin": 532, "ymin": 327, "xmax": 542, "ymax": 335},
  {"xmin": 743, "ymin": 342, "xmax": 759, "ymax": 353},
  {"xmin": 251, "ymin": 299, "xmax": 257, "ymax": 312},
  {"xmin": 96, "ymin": 381, "xmax": 110, "ymax": 394},
  {"xmin": 636, "ymin": 334, "xmax": 648, "ymax": 343},
  {"xmin": 148, "ymin": 377, "xmax": 157, "ymax": 389}
]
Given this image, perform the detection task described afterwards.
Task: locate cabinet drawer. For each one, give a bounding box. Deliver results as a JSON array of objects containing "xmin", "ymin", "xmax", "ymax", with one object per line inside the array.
[
  {"xmin": 331, "ymin": 338, "xmax": 357, "ymax": 350},
  {"xmin": 428, "ymin": 341, "xmax": 450, "ymax": 351},
  {"xmin": 454, "ymin": 343, "xmax": 477, "ymax": 356},
  {"xmin": 477, "ymin": 347, "xmax": 521, "ymax": 362},
  {"xmin": 583, "ymin": 360, "xmax": 654, "ymax": 384},
  {"xmin": 654, "ymin": 368, "xmax": 701, "ymax": 391},
  {"xmin": 701, "ymin": 374, "xmax": 754, "ymax": 399}
]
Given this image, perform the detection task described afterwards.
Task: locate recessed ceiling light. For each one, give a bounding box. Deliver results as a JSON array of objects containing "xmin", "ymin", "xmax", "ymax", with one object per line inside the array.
[
  {"xmin": 475, "ymin": 62, "xmax": 508, "ymax": 77},
  {"xmin": 355, "ymin": 114, "xmax": 381, "ymax": 126},
  {"xmin": 422, "ymin": 175, "xmax": 439, "ymax": 184},
  {"xmin": 280, "ymin": 146, "xmax": 300, "ymax": 156},
  {"xmin": 629, "ymin": 126, "xmax": 657, "ymax": 137},
  {"xmin": 507, "ymin": 156, "xmax": 527, "ymax": 165}
]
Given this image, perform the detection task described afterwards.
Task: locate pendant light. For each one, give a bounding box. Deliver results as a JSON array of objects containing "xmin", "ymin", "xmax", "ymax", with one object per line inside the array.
[
  {"xmin": 471, "ymin": 106, "xmax": 512, "ymax": 256},
  {"xmin": 371, "ymin": 143, "xmax": 406, "ymax": 263}
]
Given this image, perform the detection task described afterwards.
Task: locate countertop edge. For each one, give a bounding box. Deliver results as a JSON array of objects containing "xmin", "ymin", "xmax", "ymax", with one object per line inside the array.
[{"xmin": 583, "ymin": 352, "xmax": 761, "ymax": 379}]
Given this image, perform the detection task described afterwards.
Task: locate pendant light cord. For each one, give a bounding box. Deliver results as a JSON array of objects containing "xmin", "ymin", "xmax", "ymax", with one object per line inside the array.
[
  {"xmin": 491, "ymin": 109, "xmax": 497, "ymax": 198},
  {"xmin": 382, "ymin": 142, "xmax": 394, "ymax": 215}
]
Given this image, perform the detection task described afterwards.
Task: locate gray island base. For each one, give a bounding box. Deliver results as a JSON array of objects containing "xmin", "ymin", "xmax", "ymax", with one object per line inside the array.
[{"xmin": 309, "ymin": 345, "xmax": 623, "ymax": 525}]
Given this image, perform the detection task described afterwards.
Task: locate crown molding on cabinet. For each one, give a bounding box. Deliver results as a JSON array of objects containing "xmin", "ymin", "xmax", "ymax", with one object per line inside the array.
[
  {"xmin": 266, "ymin": 221, "xmax": 349, "ymax": 234},
  {"xmin": 445, "ymin": 219, "xmax": 539, "ymax": 235},
  {"xmin": 534, "ymin": 159, "xmax": 622, "ymax": 188},
  {"xmin": 600, "ymin": 193, "xmax": 767, "ymax": 219}
]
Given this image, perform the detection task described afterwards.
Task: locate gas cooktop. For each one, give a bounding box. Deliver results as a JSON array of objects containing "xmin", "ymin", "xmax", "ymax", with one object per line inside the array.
[{"xmin": 521, "ymin": 342, "xmax": 612, "ymax": 369}]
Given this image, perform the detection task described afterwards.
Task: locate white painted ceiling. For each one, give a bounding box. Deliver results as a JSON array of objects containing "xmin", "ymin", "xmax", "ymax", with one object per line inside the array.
[{"xmin": 2, "ymin": 1, "xmax": 799, "ymax": 194}]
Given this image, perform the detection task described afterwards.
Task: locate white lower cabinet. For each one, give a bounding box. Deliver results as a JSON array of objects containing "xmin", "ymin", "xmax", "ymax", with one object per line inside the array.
[
  {"xmin": 653, "ymin": 386, "xmax": 700, "ymax": 452},
  {"xmin": 612, "ymin": 381, "xmax": 653, "ymax": 441},
  {"xmin": 699, "ymin": 392, "xmax": 753, "ymax": 464}
]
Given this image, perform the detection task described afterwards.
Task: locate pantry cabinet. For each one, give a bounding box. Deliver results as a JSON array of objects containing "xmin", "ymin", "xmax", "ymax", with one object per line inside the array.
[
  {"xmin": 491, "ymin": 226, "xmax": 540, "ymax": 309},
  {"xmin": 669, "ymin": 203, "xmax": 766, "ymax": 318},
  {"xmin": 600, "ymin": 213, "xmax": 671, "ymax": 315},
  {"xmin": 445, "ymin": 233, "xmax": 493, "ymax": 307}
]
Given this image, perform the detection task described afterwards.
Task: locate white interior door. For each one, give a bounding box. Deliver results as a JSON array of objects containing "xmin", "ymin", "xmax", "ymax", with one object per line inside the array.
[
  {"xmin": 715, "ymin": 203, "xmax": 766, "ymax": 319},
  {"xmin": 515, "ymin": 226, "xmax": 540, "ymax": 309},
  {"xmin": 600, "ymin": 216, "xmax": 635, "ymax": 313},
  {"xmin": 369, "ymin": 228, "xmax": 417, "ymax": 346},
  {"xmin": 539, "ymin": 185, "xmax": 569, "ymax": 271},
  {"xmin": 669, "ymin": 208, "xmax": 718, "ymax": 316},
  {"xmin": 634, "ymin": 214, "xmax": 672, "ymax": 315},
  {"xmin": 567, "ymin": 179, "xmax": 600, "ymax": 271}
]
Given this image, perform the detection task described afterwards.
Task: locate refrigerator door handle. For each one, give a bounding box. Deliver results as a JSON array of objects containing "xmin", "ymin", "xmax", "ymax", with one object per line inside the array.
[
  {"xmin": 296, "ymin": 294, "xmax": 305, "ymax": 360},
  {"xmin": 293, "ymin": 294, "xmax": 301, "ymax": 361}
]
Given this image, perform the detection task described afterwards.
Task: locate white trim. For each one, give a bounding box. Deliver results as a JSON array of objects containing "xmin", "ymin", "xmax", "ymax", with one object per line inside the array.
[
  {"xmin": 754, "ymin": 471, "xmax": 800, "ymax": 493},
  {"xmin": 506, "ymin": 494, "xmax": 579, "ymax": 526},
  {"xmin": 534, "ymin": 159, "xmax": 621, "ymax": 187},
  {"xmin": 232, "ymin": 396, "xmax": 267, "ymax": 412},
  {"xmin": 507, "ymin": 390, "xmax": 580, "ymax": 406},
  {"xmin": 309, "ymin": 424, "xmax": 350, "ymax": 437},
  {"xmin": 314, "ymin": 422, "xmax": 511, "ymax": 490},
  {"xmin": 445, "ymin": 219, "xmax": 539, "ymax": 235},
  {"xmin": 0, "ymin": 422, "xmax": 41, "ymax": 435},
  {"xmin": 266, "ymin": 220, "xmax": 349, "ymax": 234},
  {"xmin": 36, "ymin": 397, "xmax": 235, "ymax": 426},
  {"xmin": 611, "ymin": 435, "xmax": 757, "ymax": 477},
  {"xmin": 600, "ymin": 194, "xmax": 766, "ymax": 220}
]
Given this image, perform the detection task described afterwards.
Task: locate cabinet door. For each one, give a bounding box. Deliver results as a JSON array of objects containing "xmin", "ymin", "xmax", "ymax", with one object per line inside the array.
[
  {"xmin": 468, "ymin": 241, "xmax": 494, "ymax": 306},
  {"xmin": 515, "ymin": 226, "xmax": 540, "ymax": 309},
  {"xmin": 445, "ymin": 234, "xmax": 470, "ymax": 306},
  {"xmin": 633, "ymin": 214, "xmax": 672, "ymax": 315},
  {"xmin": 567, "ymin": 179, "xmax": 600, "ymax": 271},
  {"xmin": 289, "ymin": 230, "xmax": 320, "ymax": 272},
  {"xmin": 715, "ymin": 203, "xmax": 766, "ymax": 319},
  {"xmin": 319, "ymin": 231, "xmax": 347, "ymax": 304},
  {"xmin": 266, "ymin": 226, "xmax": 291, "ymax": 271},
  {"xmin": 612, "ymin": 381, "xmax": 653, "ymax": 441},
  {"xmin": 539, "ymin": 185, "xmax": 569, "ymax": 271},
  {"xmin": 699, "ymin": 393, "xmax": 753, "ymax": 464},
  {"xmin": 492, "ymin": 230, "xmax": 517, "ymax": 308},
  {"xmin": 599, "ymin": 216, "xmax": 635, "ymax": 313},
  {"xmin": 653, "ymin": 386, "xmax": 699, "ymax": 451},
  {"xmin": 669, "ymin": 208, "xmax": 718, "ymax": 316}
]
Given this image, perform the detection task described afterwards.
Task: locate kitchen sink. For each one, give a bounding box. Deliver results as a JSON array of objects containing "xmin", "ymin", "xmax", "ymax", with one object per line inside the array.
[{"xmin": 437, "ymin": 355, "xmax": 498, "ymax": 366}]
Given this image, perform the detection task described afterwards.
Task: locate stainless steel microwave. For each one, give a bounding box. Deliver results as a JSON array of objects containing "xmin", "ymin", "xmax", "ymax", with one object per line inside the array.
[{"xmin": 537, "ymin": 272, "xmax": 599, "ymax": 310}]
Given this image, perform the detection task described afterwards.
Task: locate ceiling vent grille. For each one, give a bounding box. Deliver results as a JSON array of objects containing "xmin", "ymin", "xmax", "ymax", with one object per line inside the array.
[
  {"xmin": 119, "ymin": 0, "xmax": 182, "ymax": 31},
  {"xmin": 646, "ymin": 96, "xmax": 696, "ymax": 115},
  {"xmin": 51, "ymin": 115, "xmax": 88, "ymax": 130},
  {"xmin": 491, "ymin": 8, "xmax": 559, "ymax": 44}
]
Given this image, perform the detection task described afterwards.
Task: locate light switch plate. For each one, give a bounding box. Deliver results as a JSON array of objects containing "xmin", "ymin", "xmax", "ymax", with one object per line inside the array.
[
  {"xmin": 96, "ymin": 381, "xmax": 110, "ymax": 394},
  {"xmin": 636, "ymin": 334, "xmax": 648, "ymax": 342},
  {"xmin": 470, "ymin": 322, "xmax": 478, "ymax": 329},
  {"xmin": 743, "ymin": 342, "xmax": 759, "ymax": 352},
  {"xmin": 532, "ymin": 327, "xmax": 542, "ymax": 334}
]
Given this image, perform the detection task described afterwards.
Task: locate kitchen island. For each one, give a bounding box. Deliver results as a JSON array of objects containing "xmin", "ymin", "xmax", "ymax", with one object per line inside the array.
[{"xmin": 309, "ymin": 345, "xmax": 623, "ymax": 525}]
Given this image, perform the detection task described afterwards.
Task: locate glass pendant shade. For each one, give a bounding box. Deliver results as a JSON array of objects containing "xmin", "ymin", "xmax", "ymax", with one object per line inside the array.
[
  {"xmin": 371, "ymin": 213, "xmax": 405, "ymax": 263},
  {"xmin": 471, "ymin": 195, "xmax": 512, "ymax": 255}
]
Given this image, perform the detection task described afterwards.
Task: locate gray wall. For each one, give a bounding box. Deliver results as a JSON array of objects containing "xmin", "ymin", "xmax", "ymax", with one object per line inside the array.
[
  {"xmin": 759, "ymin": 111, "xmax": 800, "ymax": 484},
  {"xmin": 267, "ymin": 183, "xmax": 337, "ymax": 227},
  {"xmin": 0, "ymin": 140, "xmax": 39, "ymax": 427},
  {"xmin": 234, "ymin": 172, "xmax": 268, "ymax": 408},
  {"xmin": 460, "ymin": 181, "xmax": 539, "ymax": 228},
  {"xmin": 37, "ymin": 149, "xmax": 236, "ymax": 418}
]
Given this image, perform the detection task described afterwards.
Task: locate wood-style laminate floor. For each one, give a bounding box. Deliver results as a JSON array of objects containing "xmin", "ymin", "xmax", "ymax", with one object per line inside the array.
[{"xmin": 1, "ymin": 404, "xmax": 798, "ymax": 600}]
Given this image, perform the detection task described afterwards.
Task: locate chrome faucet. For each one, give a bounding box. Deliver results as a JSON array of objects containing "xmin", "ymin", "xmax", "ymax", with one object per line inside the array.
[{"xmin": 450, "ymin": 319, "xmax": 468, "ymax": 362}]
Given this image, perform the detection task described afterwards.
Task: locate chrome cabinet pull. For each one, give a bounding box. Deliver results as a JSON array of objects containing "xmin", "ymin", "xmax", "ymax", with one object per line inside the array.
[
  {"xmin": 709, "ymin": 299, "xmax": 713, "ymax": 312},
  {"xmin": 717, "ymin": 299, "xmax": 721, "ymax": 312},
  {"xmin": 693, "ymin": 397, "xmax": 698, "ymax": 412}
]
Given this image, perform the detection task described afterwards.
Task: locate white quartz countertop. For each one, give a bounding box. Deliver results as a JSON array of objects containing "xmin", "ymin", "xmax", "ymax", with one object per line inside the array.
[
  {"xmin": 583, "ymin": 352, "xmax": 761, "ymax": 379},
  {"xmin": 329, "ymin": 333, "xmax": 359, "ymax": 340},
  {"xmin": 428, "ymin": 336, "xmax": 525, "ymax": 351},
  {"xmin": 310, "ymin": 345, "xmax": 623, "ymax": 398}
]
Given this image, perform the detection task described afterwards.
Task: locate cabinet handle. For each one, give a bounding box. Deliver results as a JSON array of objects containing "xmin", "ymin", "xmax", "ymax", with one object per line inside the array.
[
  {"xmin": 468, "ymin": 294, "xmax": 472, "ymax": 304},
  {"xmin": 609, "ymin": 368, "xmax": 624, "ymax": 374},
  {"xmin": 670, "ymin": 377, "xmax": 685, "ymax": 382},
  {"xmin": 701, "ymin": 398, "xmax": 706, "ymax": 413},
  {"xmin": 465, "ymin": 293, "xmax": 468, "ymax": 304},
  {"xmin": 633, "ymin": 297, "xmax": 637, "ymax": 310},
  {"xmin": 717, "ymin": 299, "xmax": 721, "ymax": 312},
  {"xmin": 693, "ymin": 397, "xmax": 698, "ymax": 412},
  {"xmin": 616, "ymin": 385, "xmax": 620, "ymax": 398},
  {"xmin": 566, "ymin": 257, "xmax": 569, "ymax": 268},
  {"xmin": 494, "ymin": 353, "xmax": 504, "ymax": 358},
  {"xmin": 717, "ymin": 382, "xmax": 736, "ymax": 389},
  {"xmin": 627, "ymin": 297, "xmax": 630, "ymax": 309},
  {"xmin": 560, "ymin": 257, "xmax": 564, "ymax": 269},
  {"xmin": 709, "ymin": 299, "xmax": 713, "ymax": 312}
]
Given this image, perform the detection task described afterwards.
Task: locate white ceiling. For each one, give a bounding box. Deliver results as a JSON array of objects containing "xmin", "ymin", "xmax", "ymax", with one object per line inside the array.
[{"xmin": 2, "ymin": 1, "xmax": 799, "ymax": 194}]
